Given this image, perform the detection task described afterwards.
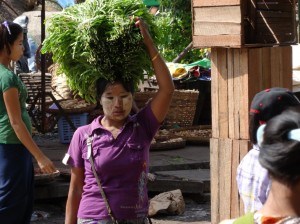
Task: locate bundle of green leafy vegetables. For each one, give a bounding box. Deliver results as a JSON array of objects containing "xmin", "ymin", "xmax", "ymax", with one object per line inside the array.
[{"xmin": 42, "ymin": 0, "xmax": 158, "ymax": 103}]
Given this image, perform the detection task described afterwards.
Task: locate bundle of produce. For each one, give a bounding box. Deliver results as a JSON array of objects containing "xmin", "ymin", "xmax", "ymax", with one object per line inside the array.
[{"xmin": 42, "ymin": 0, "xmax": 159, "ymax": 103}]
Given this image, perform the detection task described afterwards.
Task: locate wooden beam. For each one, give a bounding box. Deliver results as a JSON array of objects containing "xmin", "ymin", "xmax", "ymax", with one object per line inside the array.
[
  {"xmin": 194, "ymin": 6, "xmax": 241, "ymax": 23},
  {"xmin": 193, "ymin": 22, "xmax": 241, "ymax": 35},
  {"xmin": 239, "ymin": 49, "xmax": 249, "ymax": 139},
  {"xmin": 227, "ymin": 49, "xmax": 235, "ymax": 139},
  {"xmin": 217, "ymin": 48, "xmax": 229, "ymax": 138},
  {"xmin": 233, "ymin": 49, "xmax": 241, "ymax": 140},
  {"xmin": 211, "ymin": 49, "xmax": 219, "ymax": 138},
  {"xmin": 210, "ymin": 138, "xmax": 220, "ymax": 224},
  {"xmin": 193, "ymin": 0, "xmax": 240, "ymax": 7},
  {"xmin": 193, "ymin": 35, "xmax": 242, "ymax": 48}
]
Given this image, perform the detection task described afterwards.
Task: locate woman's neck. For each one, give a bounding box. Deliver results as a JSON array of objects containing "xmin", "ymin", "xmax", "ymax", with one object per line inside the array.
[
  {"xmin": 0, "ymin": 54, "xmax": 11, "ymax": 68},
  {"xmin": 259, "ymin": 180, "xmax": 300, "ymax": 217},
  {"xmin": 100, "ymin": 116, "xmax": 126, "ymax": 130}
]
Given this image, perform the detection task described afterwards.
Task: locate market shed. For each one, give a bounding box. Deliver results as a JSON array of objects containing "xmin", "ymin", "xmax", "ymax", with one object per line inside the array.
[{"xmin": 192, "ymin": 0, "xmax": 297, "ymax": 223}]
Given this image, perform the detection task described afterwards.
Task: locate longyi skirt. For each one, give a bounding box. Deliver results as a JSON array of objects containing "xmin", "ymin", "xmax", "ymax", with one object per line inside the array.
[{"xmin": 0, "ymin": 143, "xmax": 34, "ymax": 224}]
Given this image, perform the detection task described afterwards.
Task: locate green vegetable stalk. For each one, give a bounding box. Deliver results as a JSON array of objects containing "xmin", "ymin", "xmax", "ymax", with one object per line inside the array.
[{"xmin": 42, "ymin": 0, "xmax": 159, "ymax": 103}]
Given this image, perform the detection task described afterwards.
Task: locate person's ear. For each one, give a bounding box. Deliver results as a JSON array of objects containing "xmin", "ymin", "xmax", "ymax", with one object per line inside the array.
[{"xmin": 99, "ymin": 99, "xmax": 102, "ymax": 105}]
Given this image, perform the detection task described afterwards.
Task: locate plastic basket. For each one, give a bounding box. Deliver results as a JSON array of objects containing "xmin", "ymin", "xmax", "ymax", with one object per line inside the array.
[{"xmin": 58, "ymin": 113, "xmax": 88, "ymax": 144}]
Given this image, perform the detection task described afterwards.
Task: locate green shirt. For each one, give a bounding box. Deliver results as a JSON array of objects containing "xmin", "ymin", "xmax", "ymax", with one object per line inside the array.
[{"xmin": 0, "ymin": 64, "xmax": 32, "ymax": 144}]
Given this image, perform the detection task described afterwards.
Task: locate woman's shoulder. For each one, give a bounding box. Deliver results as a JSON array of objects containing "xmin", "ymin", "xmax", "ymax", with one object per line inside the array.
[
  {"xmin": 0, "ymin": 68, "xmax": 18, "ymax": 91},
  {"xmin": 0, "ymin": 68, "xmax": 17, "ymax": 83},
  {"xmin": 0, "ymin": 64, "xmax": 13, "ymax": 74}
]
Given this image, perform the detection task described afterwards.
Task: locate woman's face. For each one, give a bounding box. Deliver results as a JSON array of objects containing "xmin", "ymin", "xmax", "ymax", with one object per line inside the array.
[
  {"xmin": 9, "ymin": 33, "xmax": 24, "ymax": 62},
  {"xmin": 100, "ymin": 82, "xmax": 133, "ymax": 122}
]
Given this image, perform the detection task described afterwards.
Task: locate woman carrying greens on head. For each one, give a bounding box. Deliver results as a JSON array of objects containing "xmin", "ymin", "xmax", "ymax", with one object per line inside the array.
[
  {"xmin": 0, "ymin": 21, "xmax": 56, "ymax": 224},
  {"xmin": 63, "ymin": 17, "xmax": 174, "ymax": 224}
]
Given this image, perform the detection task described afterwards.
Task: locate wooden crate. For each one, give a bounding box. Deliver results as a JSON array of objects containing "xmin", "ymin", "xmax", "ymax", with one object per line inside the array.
[
  {"xmin": 210, "ymin": 46, "xmax": 292, "ymax": 140},
  {"xmin": 192, "ymin": 0, "xmax": 297, "ymax": 48}
]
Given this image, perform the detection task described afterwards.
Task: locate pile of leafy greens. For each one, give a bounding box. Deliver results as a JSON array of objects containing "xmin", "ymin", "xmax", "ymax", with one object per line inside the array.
[{"xmin": 42, "ymin": 0, "xmax": 158, "ymax": 103}]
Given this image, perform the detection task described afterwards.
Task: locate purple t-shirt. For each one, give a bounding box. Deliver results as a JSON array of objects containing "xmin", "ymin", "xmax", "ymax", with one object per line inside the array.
[{"xmin": 65, "ymin": 104, "xmax": 160, "ymax": 220}]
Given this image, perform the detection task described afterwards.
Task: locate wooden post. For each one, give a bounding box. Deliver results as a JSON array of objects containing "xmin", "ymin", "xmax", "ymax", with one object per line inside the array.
[{"xmin": 210, "ymin": 46, "xmax": 293, "ymax": 223}]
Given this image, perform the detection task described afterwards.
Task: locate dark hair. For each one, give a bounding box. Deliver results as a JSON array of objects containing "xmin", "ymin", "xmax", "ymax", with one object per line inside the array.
[
  {"xmin": 249, "ymin": 114, "xmax": 260, "ymax": 144},
  {"xmin": 259, "ymin": 106, "xmax": 300, "ymax": 184},
  {"xmin": 0, "ymin": 21, "xmax": 23, "ymax": 55},
  {"xmin": 96, "ymin": 78, "xmax": 134, "ymax": 99}
]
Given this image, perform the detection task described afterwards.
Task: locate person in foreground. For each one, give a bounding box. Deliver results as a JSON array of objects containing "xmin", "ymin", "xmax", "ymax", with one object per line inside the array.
[
  {"xmin": 0, "ymin": 21, "xmax": 56, "ymax": 223},
  {"xmin": 220, "ymin": 107, "xmax": 300, "ymax": 224},
  {"xmin": 236, "ymin": 88, "xmax": 300, "ymax": 213},
  {"xmin": 63, "ymin": 18, "xmax": 175, "ymax": 224},
  {"xmin": 221, "ymin": 107, "xmax": 300, "ymax": 224}
]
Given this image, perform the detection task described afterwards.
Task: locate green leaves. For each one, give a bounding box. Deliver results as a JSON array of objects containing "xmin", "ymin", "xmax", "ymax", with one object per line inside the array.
[
  {"xmin": 42, "ymin": 0, "xmax": 158, "ymax": 103},
  {"xmin": 154, "ymin": 0, "xmax": 206, "ymax": 63}
]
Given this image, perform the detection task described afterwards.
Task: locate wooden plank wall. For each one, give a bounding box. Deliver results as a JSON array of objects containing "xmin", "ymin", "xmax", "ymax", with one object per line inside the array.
[
  {"xmin": 210, "ymin": 46, "xmax": 292, "ymax": 224},
  {"xmin": 192, "ymin": 0, "xmax": 296, "ymax": 48},
  {"xmin": 193, "ymin": 4, "xmax": 242, "ymax": 47}
]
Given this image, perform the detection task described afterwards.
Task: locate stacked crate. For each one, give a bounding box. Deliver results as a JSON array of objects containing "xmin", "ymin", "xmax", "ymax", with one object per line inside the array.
[
  {"xmin": 192, "ymin": 0, "xmax": 296, "ymax": 47},
  {"xmin": 192, "ymin": 1, "xmax": 296, "ymax": 223}
]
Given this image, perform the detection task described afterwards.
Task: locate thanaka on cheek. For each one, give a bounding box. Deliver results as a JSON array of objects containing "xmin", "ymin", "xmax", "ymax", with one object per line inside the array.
[
  {"xmin": 122, "ymin": 95, "xmax": 133, "ymax": 113},
  {"xmin": 101, "ymin": 94, "xmax": 133, "ymax": 121}
]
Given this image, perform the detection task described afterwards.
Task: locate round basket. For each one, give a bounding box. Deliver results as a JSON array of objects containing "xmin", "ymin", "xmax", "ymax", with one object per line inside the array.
[
  {"xmin": 49, "ymin": 64, "xmax": 75, "ymax": 101},
  {"xmin": 35, "ymin": 44, "xmax": 54, "ymax": 73},
  {"xmin": 150, "ymin": 138, "xmax": 186, "ymax": 151},
  {"xmin": 46, "ymin": 99, "xmax": 97, "ymax": 114},
  {"xmin": 134, "ymin": 90, "xmax": 199, "ymax": 128},
  {"xmin": 169, "ymin": 125, "xmax": 212, "ymax": 144}
]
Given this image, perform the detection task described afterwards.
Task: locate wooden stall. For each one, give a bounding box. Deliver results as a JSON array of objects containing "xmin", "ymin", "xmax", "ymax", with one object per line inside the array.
[
  {"xmin": 210, "ymin": 47, "xmax": 292, "ymax": 223},
  {"xmin": 192, "ymin": 0, "xmax": 297, "ymax": 223}
]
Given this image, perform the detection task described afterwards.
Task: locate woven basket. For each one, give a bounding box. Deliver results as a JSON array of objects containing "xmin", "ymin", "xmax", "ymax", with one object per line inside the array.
[
  {"xmin": 46, "ymin": 99, "xmax": 97, "ymax": 114},
  {"xmin": 150, "ymin": 138, "xmax": 186, "ymax": 151},
  {"xmin": 49, "ymin": 64, "xmax": 75, "ymax": 101},
  {"xmin": 169, "ymin": 125, "xmax": 212, "ymax": 144},
  {"xmin": 134, "ymin": 90, "xmax": 199, "ymax": 128}
]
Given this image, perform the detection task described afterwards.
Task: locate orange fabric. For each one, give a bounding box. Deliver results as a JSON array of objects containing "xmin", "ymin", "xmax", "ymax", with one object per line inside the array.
[{"xmin": 261, "ymin": 216, "xmax": 284, "ymax": 224}]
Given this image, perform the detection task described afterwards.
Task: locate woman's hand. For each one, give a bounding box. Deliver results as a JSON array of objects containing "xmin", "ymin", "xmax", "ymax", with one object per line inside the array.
[
  {"xmin": 36, "ymin": 154, "xmax": 57, "ymax": 174},
  {"xmin": 134, "ymin": 17, "xmax": 153, "ymax": 45}
]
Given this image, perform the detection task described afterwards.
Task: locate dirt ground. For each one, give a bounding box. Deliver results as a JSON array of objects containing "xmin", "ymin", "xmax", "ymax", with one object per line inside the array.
[{"xmin": 32, "ymin": 197, "xmax": 211, "ymax": 224}]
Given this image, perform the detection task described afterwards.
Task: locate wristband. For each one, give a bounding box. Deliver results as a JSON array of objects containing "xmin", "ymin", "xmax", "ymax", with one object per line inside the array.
[{"xmin": 151, "ymin": 53, "xmax": 159, "ymax": 61}]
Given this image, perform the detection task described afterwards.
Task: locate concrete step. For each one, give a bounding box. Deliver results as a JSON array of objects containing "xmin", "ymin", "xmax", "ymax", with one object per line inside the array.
[
  {"xmin": 149, "ymin": 145, "xmax": 210, "ymax": 172},
  {"xmin": 148, "ymin": 169, "xmax": 210, "ymax": 195}
]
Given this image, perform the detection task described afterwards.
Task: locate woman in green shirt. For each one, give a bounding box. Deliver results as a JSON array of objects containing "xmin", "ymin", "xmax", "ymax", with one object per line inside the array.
[{"xmin": 0, "ymin": 21, "xmax": 56, "ymax": 223}]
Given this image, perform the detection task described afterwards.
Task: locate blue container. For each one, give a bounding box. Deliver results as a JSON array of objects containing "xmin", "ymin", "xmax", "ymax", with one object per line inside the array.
[{"xmin": 58, "ymin": 113, "xmax": 88, "ymax": 144}]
